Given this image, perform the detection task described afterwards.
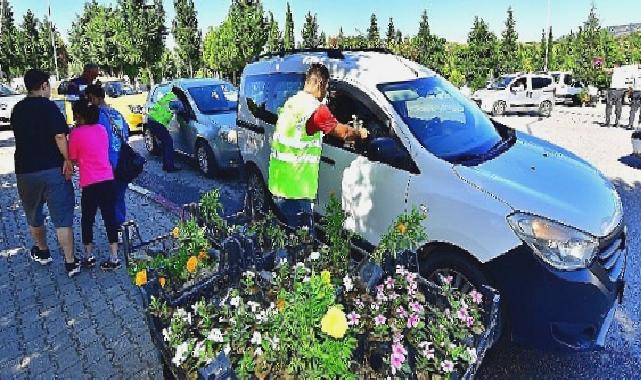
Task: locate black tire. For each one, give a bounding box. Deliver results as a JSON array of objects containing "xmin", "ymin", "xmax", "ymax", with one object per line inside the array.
[
  {"xmin": 419, "ymin": 247, "xmax": 490, "ymax": 294},
  {"xmin": 196, "ymin": 140, "xmax": 217, "ymax": 178},
  {"xmin": 539, "ymin": 100, "xmax": 553, "ymax": 117},
  {"xmin": 246, "ymin": 165, "xmax": 272, "ymax": 217},
  {"xmin": 143, "ymin": 126, "xmax": 160, "ymax": 156},
  {"xmin": 492, "ymin": 101, "xmax": 506, "ymax": 117}
]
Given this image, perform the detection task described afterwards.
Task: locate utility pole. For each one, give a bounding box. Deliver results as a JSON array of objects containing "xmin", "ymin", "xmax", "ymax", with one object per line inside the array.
[
  {"xmin": 48, "ymin": 0, "xmax": 59, "ymax": 80},
  {"xmin": 544, "ymin": 0, "xmax": 551, "ymax": 72},
  {"xmin": 0, "ymin": 0, "xmax": 4, "ymax": 81}
]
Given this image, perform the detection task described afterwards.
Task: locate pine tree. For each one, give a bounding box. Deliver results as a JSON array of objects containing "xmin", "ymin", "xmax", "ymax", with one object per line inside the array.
[
  {"xmin": 283, "ymin": 2, "xmax": 294, "ymax": 50},
  {"xmin": 38, "ymin": 17, "xmax": 68, "ymax": 77},
  {"xmin": 395, "ymin": 29, "xmax": 402, "ymax": 44},
  {"xmin": 172, "ymin": 0, "xmax": 201, "ymax": 77},
  {"xmin": 367, "ymin": 13, "xmax": 380, "ymax": 48},
  {"xmin": 466, "ymin": 16, "xmax": 498, "ymax": 89},
  {"xmin": 414, "ymin": 10, "xmax": 446, "ymax": 74},
  {"xmin": 500, "ymin": 7, "xmax": 519, "ymax": 74},
  {"xmin": 337, "ymin": 27, "xmax": 345, "ymax": 48},
  {"xmin": 318, "ymin": 31, "xmax": 326, "ymax": 48},
  {"xmin": 0, "ymin": 0, "xmax": 19, "ymax": 79},
  {"xmin": 386, "ymin": 18, "xmax": 395, "ymax": 47},
  {"xmin": 19, "ymin": 10, "xmax": 42, "ymax": 72},
  {"xmin": 302, "ymin": 12, "xmax": 319, "ymax": 48},
  {"xmin": 266, "ymin": 11, "xmax": 283, "ymax": 52},
  {"xmin": 574, "ymin": 5, "xmax": 603, "ymax": 85},
  {"xmin": 546, "ymin": 26, "xmax": 554, "ymax": 71}
]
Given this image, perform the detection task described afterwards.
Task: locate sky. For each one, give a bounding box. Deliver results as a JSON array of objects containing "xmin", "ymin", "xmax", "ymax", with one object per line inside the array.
[{"xmin": 6, "ymin": 0, "xmax": 640, "ymax": 46}]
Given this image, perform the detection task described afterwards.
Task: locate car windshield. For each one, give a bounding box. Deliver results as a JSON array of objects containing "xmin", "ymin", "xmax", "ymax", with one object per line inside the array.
[
  {"xmin": 0, "ymin": 84, "xmax": 17, "ymax": 96},
  {"xmin": 490, "ymin": 76, "xmax": 514, "ymax": 90},
  {"xmin": 188, "ymin": 84, "xmax": 237, "ymax": 114},
  {"xmin": 551, "ymin": 74, "xmax": 560, "ymax": 83},
  {"xmin": 378, "ymin": 76, "xmax": 504, "ymax": 163}
]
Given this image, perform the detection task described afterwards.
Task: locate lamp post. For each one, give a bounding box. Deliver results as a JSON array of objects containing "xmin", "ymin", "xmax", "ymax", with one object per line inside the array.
[
  {"xmin": 48, "ymin": 0, "xmax": 59, "ymax": 80},
  {"xmin": 544, "ymin": 0, "xmax": 551, "ymax": 72}
]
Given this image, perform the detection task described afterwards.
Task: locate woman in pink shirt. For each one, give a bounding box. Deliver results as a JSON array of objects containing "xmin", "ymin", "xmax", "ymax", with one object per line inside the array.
[{"xmin": 69, "ymin": 99, "xmax": 121, "ymax": 271}]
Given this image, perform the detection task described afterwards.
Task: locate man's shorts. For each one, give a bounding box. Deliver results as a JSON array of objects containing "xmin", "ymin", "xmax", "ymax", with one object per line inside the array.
[{"xmin": 16, "ymin": 167, "xmax": 75, "ymax": 228}]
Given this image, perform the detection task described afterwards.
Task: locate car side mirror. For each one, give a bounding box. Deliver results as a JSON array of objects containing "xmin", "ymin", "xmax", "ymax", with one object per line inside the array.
[
  {"xmin": 368, "ymin": 137, "xmax": 409, "ymax": 166},
  {"xmin": 169, "ymin": 100, "xmax": 185, "ymax": 113}
]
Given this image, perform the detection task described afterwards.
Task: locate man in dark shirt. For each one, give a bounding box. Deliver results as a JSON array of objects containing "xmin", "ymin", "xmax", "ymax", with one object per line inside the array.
[
  {"xmin": 11, "ymin": 69, "xmax": 80, "ymax": 277},
  {"xmin": 66, "ymin": 63, "xmax": 99, "ymax": 96}
]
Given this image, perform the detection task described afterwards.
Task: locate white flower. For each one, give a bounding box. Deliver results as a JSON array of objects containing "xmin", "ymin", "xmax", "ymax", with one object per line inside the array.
[
  {"xmin": 466, "ymin": 347, "xmax": 478, "ymax": 363},
  {"xmin": 207, "ymin": 328, "xmax": 224, "ymax": 343},
  {"xmin": 172, "ymin": 341, "xmax": 189, "ymax": 366},
  {"xmin": 186, "ymin": 312, "xmax": 192, "ymax": 325},
  {"xmin": 295, "ymin": 262, "xmax": 306, "ymax": 269},
  {"xmin": 230, "ymin": 296, "xmax": 241, "ymax": 307},
  {"xmin": 193, "ymin": 341, "xmax": 205, "ymax": 358},
  {"xmin": 243, "ymin": 271, "xmax": 256, "ymax": 278},
  {"xmin": 302, "ymin": 276, "xmax": 310, "ymax": 283},
  {"xmin": 247, "ymin": 301, "xmax": 260, "ymax": 313},
  {"xmin": 343, "ymin": 275, "xmax": 353, "ymax": 292},
  {"xmin": 162, "ymin": 328, "xmax": 170, "ymax": 342},
  {"xmin": 251, "ymin": 331, "xmax": 262, "ymax": 346},
  {"xmin": 310, "ymin": 251, "xmax": 320, "ymax": 261},
  {"xmin": 255, "ymin": 347, "xmax": 263, "ymax": 356},
  {"xmin": 223, "ymin": 345, "xmax": 231, "ymax": 355},
  {"xmin": 270, "ymin": 336, "xmax": 280, "ymax": 350}
]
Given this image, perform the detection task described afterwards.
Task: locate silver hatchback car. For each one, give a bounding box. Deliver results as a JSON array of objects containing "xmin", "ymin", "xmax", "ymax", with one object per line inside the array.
[{"xmin": 142, "ymin": 79, "xmax": 242, "ymax": 177}]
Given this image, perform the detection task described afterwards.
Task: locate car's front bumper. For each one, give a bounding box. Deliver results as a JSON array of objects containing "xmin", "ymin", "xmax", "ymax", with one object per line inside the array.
[
  {"xmin": 214, "ymin": 141, "xmax": 243, "ymax": 170},
  {"xmin": 484, "ymin": 224, "xmax": 626, "ymax": 351}
]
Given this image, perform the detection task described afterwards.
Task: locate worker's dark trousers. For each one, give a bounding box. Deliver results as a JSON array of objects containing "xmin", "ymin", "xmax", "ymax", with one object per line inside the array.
[
  {"xmin": 629, "ymin": 91, "xmax": 641, "ymax": 130},
  {"xmin": 273, "ymin": 197, "xmax": 314, "ymax": 233},
  {"xmin": 605, "ymin": 89, "xmax": 625, "ymax": 126},
  {"xmin": 148, "ymin": 119, "xmax": 176, "ymax": 170}
]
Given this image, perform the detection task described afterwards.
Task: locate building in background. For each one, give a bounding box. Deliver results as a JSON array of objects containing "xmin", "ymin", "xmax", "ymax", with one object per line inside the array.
[{"xmin": 607, "ymin": 23, "xmax": 641, "ymax": 37}]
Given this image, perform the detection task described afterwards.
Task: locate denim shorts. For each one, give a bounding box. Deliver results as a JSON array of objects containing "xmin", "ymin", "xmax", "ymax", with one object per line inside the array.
[{"xmin": 16, "ymin": 167, "xmax": 75, "ymax": 228}]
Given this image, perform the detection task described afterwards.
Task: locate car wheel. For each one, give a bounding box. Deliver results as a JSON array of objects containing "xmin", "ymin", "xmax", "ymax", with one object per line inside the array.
[
  {"xmin": 539, "ymin": 100, "xmax": 552, "ymax": 117},
  {"xmin": 196, "ymin": 140, "xmax": 217, "ymax": 178},
  {"xmin": 419, "ymin": 248, "xmax": 490, "ymax": 294},
  {"xmin": 144, "ymin": 126, "xmax": 160, "ymax": 156},
  {"xmin": 246, "ymin": 166, "xmax": 272, "ymax": 217},
  {"xmin": 492, "ymin": 101, "xmax": 506, "ymax": 117}
]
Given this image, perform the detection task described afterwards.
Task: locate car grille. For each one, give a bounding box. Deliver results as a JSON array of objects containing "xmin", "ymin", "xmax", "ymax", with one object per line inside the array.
[{"xmin": 597, "ymin": 223, "xmax": 626, "ymax": 282}]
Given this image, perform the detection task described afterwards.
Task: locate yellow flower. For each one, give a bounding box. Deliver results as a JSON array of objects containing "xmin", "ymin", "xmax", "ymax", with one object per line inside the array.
[
  {"xmin": 186, "ymin": 256, "xmax": 198, "ymax": 273},
  {"xmin": 159, "ymin": 277, "xmax": 166, "ymax": 288},
  {"xmin": 321, "ymin": 270, "xmax": 331, "ymax": 285},
  {"xmin": 135, "ymin": 270, "xmax": 147, "ymax": 286},
  {"xmin": 198, "ymin": 250, "xmax": 208, "ymax": 260},
  {"xmin": 276, "ymin": 298, "xmax": 286, "ymax": 312},
  {"xmin": 172, "ymin": 226, "xmax": 180, "ymax": 239},
  {"xmin": 397, "ymin": 223, "xmax": 407, "ymax": 235},
  {"xmin": 321, "ymin": 306, "xmax": 348, "ymax": 339}
]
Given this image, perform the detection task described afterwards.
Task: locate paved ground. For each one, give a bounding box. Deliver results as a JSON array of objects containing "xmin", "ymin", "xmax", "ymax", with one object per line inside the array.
[{"xmin": 0, "ymin": 131, "xmax": 171, "ymax": 379}]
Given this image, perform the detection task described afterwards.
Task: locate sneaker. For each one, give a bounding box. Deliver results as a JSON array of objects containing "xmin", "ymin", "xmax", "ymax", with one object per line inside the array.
[
  {"xmin": 65, "ymin": 260, "xmax": 81, "ymax": 278},
  {"xmin": 81, "ymin": 255, "xmax": 96, "ymax": 268},
  {"xmin": 100, "ymin": 259, "xmax": 122, "ymax": 271},
  {"xmin": 30, "ymin": 246, "xmax": 52, "ymax": 265}
]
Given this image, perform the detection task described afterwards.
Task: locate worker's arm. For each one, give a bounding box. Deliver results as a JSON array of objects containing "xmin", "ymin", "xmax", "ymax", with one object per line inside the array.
[
  {"xmin": 247, "ymin": 98, "xmax": 278, "ymax": 125},
  {"xmin": 329, "ymin": 122, "xmax": 369, "ymax": 141}
]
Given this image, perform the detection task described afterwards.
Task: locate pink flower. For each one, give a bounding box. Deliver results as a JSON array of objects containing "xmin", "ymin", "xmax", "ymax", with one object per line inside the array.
[
  {"xmin": 409, "ymin": 302, "xmax": 424, "ymax": 313},
  {"xmin": 374, "ymin": 314, "xmax": 387, "ymax": 326},
  {"xmin": 418, "ymin": 341, "xmax": 435, "ymax": 359},
  {"xmin": 470, "ymin": 289, "xmax": 483, "ymax": 304},
  {"xmin": 457, "ymin": 306, "xmax": 469, "ymax": 322},
  {"xmin": 384, "ymin": 276, "xmax": 395, "ymax": 289},
  {"xmin": 376, "ymin": 284, "xmax": 384, "ymax": 293},
  {"xmin": 443, "ymin": 275, "xmax": 453, "ymax": 284},
  {"xmin": 347, "ymin": 311, "xmax": 360, "ymax": 326},
  {"xmin": 388, "ymin": 292, "xmax": 399, "ymax": 301},
  {"xmin": 354, "ymin": 298, "xmax": 364, "ymax": 309},
  {"xmin": 395, "ymin": 265, "xmax": 407, "ymax": 276},
  {"xmin": 441, "ymin": 360, "xmax": 454, "ymax": 373},
  {"xmin": 405, "ymin": 272, "xmax": 417, "ymax": 283},
  {"xmin": 466, "ymin": 315, "xmax": 475, "ymax": 328},
  {"xmin": 396, "ymin": 306, "xmax": 408, "ymax": 318},
  {"xmin": 407, "ymin": 313, "xmax": 419, "ymax": 328},
  {"xmin": 376, "ymin": 290, "xmax": 388, "ymax": 302},
  {"xmin": 390, "ymin": 352, "xmax": 405, "ymax": 374},
  {"xmin": 392, "ymin": 342, "xmax": 407, "ymax": 356},
  {"xmin": 371, "ymin": 302, "xmax": 380, "ymax": 311}
]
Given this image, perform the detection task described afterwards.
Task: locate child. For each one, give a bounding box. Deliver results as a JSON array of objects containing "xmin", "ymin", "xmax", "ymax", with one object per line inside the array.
[{"xmin": 68, "ymin": 99, "xmax": 121, "ymax": 270}]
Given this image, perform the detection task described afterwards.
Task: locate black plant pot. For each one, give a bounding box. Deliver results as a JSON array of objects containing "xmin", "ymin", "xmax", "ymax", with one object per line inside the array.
[
  {"xmin": 357, "ymin": 259, "xmax": 383, "ymax": 292},
  {"xmin": 197, "ymin": 352, "xmax": 236, "ymax": 380},
  {"xmin": 368, "ymin": 341, "xmax": 391, "ymax": 373},
  {"xmin": 396, "ymin": 249, "xmax": 419, "ymax": 273},
  {"xmin": 382, "ymin": 254, "xmax": 395, "ymax": 276}
]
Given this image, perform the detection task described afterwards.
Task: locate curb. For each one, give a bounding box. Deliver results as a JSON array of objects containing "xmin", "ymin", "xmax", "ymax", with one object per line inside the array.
[{"xmin": 128, "ymin": 183, "xmax": 183, "ymax": 216}]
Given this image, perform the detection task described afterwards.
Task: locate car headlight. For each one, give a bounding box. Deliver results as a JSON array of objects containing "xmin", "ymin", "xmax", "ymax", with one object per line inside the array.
[
  {"xmin": 507, "ymin": 213, "xmax": 598, "ymax": 270},
  {"xmin": 129, "ymin": 105, "xmax": 143, "ymax": 114},
  {"xmin": 221, "ymin": 128, "xmax": 238, "ymax": 144}
]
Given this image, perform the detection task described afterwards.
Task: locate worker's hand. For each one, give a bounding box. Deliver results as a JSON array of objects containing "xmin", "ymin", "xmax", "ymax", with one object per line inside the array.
[
  {"xmin": 359, "ymin": 127, "xmax": 369, "ymax": 140},
  {"xmin": 62, "ymin": 160, "xmax": 73, "ymax": 181}
]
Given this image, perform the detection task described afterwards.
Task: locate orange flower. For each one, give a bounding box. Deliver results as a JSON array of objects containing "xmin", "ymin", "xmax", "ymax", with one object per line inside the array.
[
  {"xmin": 397, "ymin": 223, "xmax": 407, "ymax": 235},
  {"xmin": 276, "ymin": 298, "xmax": 286, "ymax": 312},
  {"xmin": 198, "ymin": 250, "xmax": 208, "ymax": 260},
  {"xmin": 186, "ymin": 256, "xmax": 198, "ymax": 273},
  {"xmin": 159, "ymin": 277, "xmax": 166, "ymax": 288},
  {"xmin": 135, "ymin": 270, "xmax": 147, "ymax": 286}
]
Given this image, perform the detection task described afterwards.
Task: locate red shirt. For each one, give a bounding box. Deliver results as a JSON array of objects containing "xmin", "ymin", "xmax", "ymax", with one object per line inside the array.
[{"xmin": 305, "ymin": 104, "xmax": 338, "ymax": 135}]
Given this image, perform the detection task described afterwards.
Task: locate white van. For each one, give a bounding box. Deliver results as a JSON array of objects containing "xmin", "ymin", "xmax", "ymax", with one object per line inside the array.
[
  {"xmin": 472, "ymin": 73, "xmax": 555, "ymax": 117},
  {"xmin": 237, "ymin": 50, "xmax": 626, "ymax": 350}
]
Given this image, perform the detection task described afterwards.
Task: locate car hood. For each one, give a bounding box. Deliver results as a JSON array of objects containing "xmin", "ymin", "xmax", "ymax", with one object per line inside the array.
[
  {"xmin": 0, "ymin": 94, "xmax": 25, "ymax": 106},
  {"xmin": 454, "ymin": 132, "xmax": 621, "ymax": 237}
]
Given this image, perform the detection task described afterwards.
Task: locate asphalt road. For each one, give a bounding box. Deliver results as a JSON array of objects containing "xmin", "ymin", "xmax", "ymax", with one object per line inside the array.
[{"xmin": 129, "ymin": 104, "xmax": 641, "ymax": 379}]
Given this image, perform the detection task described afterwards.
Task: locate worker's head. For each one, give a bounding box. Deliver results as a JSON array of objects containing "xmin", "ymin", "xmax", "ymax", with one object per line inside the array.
[
  {"xmin": 84, "ymin": 84, "xmax": 106, "ymax": 106},
  {"xmin": 72, "ymin": 98, "xmax": 100, "ymax": 125},
  {"xmin": 82, "ymin": 63, "xmax": 100, "ymax": 82},
  {"xmin": 24, "ymin": 69, "xmax": 51, "ymax": 98},
  {"xmin": 304, "ymin": 63, "xmax": 330, "ymax": 101}
]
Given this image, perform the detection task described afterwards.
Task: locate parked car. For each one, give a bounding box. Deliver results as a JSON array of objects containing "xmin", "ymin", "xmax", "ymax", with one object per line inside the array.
[
  {"xmin": 237, "ymin": 49, "xmax": 626, "ymax": 351},
  {"xmin": 142, "ymin": 79, "xmax": 241, "ymax": 177},
  {"xmin": 472, "ymin": 73, "xmax": 555, "ymax": 117},
  {"xmin": 0, "ymin": 83, "xmax": 24, "ymax": 129},
  {"xmin": 549, "ymin": 71, "xmax": 598, "ymax": 106},
  {"xmin": 51, "ymin": 96, "xmax": 74, "ymax": 125}
]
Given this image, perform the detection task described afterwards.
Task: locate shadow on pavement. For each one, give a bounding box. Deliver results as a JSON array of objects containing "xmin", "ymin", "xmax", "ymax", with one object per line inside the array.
[{"xmin": 618, "ymin": 155, "xmax": 641, "ymax": 170}]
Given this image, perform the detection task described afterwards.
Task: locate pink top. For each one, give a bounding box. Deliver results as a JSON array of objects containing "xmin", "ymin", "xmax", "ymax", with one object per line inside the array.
[{"xmin": 68, "ymin": 124, "xmax": 114, "ymax": 188}]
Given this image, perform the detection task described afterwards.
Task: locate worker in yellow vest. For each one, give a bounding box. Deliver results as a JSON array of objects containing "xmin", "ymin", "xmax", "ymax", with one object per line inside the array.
[
  {"xmin": 268, "ymin": 63, "xmax": 369, "ymax": 229},
  {"xmin": 148, "ymin": 87, "xmax": 183, "ymax": 172}
]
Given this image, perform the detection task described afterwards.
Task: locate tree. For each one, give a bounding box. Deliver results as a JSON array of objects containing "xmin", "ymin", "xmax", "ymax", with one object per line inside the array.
[
  {"xmin": 283, "ymin": 2, "xmax": 294, "ymax": 50},
  {"xmin": 499, "ymin": 7, "xmax": 518, "ymax": 74},
  {"xmin": 172, "ymin": 0, "xmax": 201, "ymax": 77},
  {"xmin": 574, "ymin": 5, "xmax": 605, "ymax": 85},
  {"xmin": 386, "ymin": 17, "xmax": 395, "ymax": 47},
  {"xmin": 18, "ymin": 10, "xmax": 42, "ymax": 72},
  {"xmin": 466, "ymin": 17, "xmax": 498, "ymax": 89},
  {"xmin": 301, "ymin": 12, "xmax": 319, "ymax": 48},
  {"xmin": 336, "ymin": 27, "xmax": 345, "ymax": 48},
  {"xmin": 413, "ymin": 10, "xmax": 446, "ymax": 74},
  {"xmin": 318, "ymin": 31, "xmax": 327, "ymax": 48},
  {"xmin": 0, "ymin": 0, "xmax": 19, "ymax": 79},
  {"xmin": 539, "ymin": 28, "xmax": 547, "ymax": 71},
  {"xmin": 395, "ymin": 29, "xmax": 403, "ymax": 44},
  {"xmin": 266, "ymin": 11, "xmax": 282, "ymax": 52},
  {"xmin": 546, "ymin": 26, "xmax": 554, "ymax": 71},
  {"xmin": 38, "ymin": 17, "xmax": 69, "ymax": 78},
  {"xmin": 367, "ymin": 13, "xmax": 380, "ymax": 48}
]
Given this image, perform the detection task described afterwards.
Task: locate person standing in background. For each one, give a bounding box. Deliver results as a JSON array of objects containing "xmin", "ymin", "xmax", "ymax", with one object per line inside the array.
[
  {"xmin": 628, "ymin": 60, "xmax": 641, "ymax": 131},
  {"xmin": 604, "ymin": 62, "xmax": 631, "ymax": 128},
  {"xmin": 66, "ymin": 63, "xmax": 99, "ymax": 96}
]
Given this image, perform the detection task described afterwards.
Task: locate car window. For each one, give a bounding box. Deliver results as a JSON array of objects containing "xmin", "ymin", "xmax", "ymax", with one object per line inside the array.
[
  {"xmin": 266, "ymin": 73, "xmax": 305, "ymax": 114},
  {"xmin": 187, "ymin": 84, "xmax": 237, "ymax": 114},
  {"xmin": 152, "ymin": 86, "xmax": 171, "ymax": 103},
  {"xmin": 511, "ymin": 77, "xmax": 527, "ymax": 90},
  {"xmin": 563, "ymin": 74, "xmax": 573, "ymax": 86},
  {"xmin": 243, "ymin": 75, "xmax": 269, "ymax": 106},
  {"xmin": 532, "ymin": 77, "xmax": 553, "ymax": 90}
]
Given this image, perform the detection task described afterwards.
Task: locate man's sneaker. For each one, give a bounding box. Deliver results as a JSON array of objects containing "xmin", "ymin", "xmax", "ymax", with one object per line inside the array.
[
  {"xmin": 65, "ymin": 260, "xmax": 81, "ymax": 278},
  {"xmin": 80, "ymin": 255, "xmax": 96, "ymax": 268},
  {"xmin": 30, "ymin": 246, "xmax": 52, "ymax": 265},
  {"xmin": 100, "ymin": 259, "xmax": 122, "ymax": 271}
]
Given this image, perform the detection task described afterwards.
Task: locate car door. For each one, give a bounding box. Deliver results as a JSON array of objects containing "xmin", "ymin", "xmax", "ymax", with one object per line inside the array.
[
  {"xmin": 530, "ymin": 76, "xmax": 553, "ymax": 108},
  {"xmin": 317, "ymin": 81, "xmax": 413, "ymax": 245},
  {"xmin": 507, "ymin": 76, "xmax": 528, "ymax": 110},
  {"xmin": 169, "ymin": 87, "xmax": 197, "ymax": 155}
]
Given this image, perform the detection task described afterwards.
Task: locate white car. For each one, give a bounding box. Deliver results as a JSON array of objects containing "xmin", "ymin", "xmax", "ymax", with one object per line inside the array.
[
  {"xmin": 472, "ymin": 73, "xmax": 555, "ymax": 117},
  {"xmin": 549, "ymin": 71, "xmax": 598, "ymax": 106},
  {"xmin": 0, "ymin": 84, "xmax": 25, "ymax": 128},
  {"xmin": 237, "ymin": 49, "xmax": 626, "ymax": 351}
]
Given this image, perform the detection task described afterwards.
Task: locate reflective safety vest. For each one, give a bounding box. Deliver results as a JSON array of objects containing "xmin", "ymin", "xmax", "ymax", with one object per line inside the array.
[
  {"xmin": 268, "ymin": 91, "xmax": 323, "ymax": 200},
  {"xmin": 148, "ymin": 92, "xmax": 177, "ymax": 127}
]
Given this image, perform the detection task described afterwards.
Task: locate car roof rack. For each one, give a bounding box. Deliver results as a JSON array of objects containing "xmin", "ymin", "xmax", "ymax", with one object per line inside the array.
[{"xmin": 255, "ymin": 48, "xmax": 394, "ymax": 62}]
